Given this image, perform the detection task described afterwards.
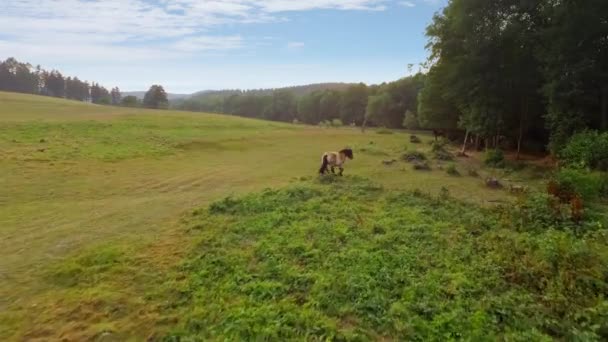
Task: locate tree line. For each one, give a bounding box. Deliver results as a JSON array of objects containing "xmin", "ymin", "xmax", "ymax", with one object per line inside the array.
[
  {"xmin": 0, "ymin": 57, "xmax": 169, "ymax": 109},
  {"xmin": 418, "ymin": 0, "xmax": 608, "ymax": 156},
  {"xmin": 173, "ymin": 75, "xmax": 426, "ymax": 130}
]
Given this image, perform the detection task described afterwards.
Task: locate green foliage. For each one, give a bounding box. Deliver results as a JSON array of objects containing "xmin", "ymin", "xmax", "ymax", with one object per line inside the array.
[
  {"xmin": 446, "ymin": 164, "xmax": 459, "ymax": 176},
  {"xmin": 412, "ymin": 160, "xmax": 431, "ymax": 170},
  {"xmin": 120, "ymin": 95, "xmax": 139, "ymax": 107},
  {"xmin": 431, "ymin": 138, "xmax": 453, "ymax": 161},
  {"xmin": 402, "ymin": 110, "xmax": 420, "ymax": 129},
  {"xmin": 376, "ymin": 128, "xmax": 393, "ymax": 135},
  {"xmin": 339, "ymin": 83, "xmax": 368, "ymax": 126},
  {"xmin": 143, "ymin": 85, "xmax": 169, "ymax": 109},
  {"xmin": 555, "ymin": 168, "xmax": 607, "ymax": 201},
  {"xmin": 430, "ymin": 137, "xmax": 449, "ymax": 152},
  {"xmin": 167, "ymin": 177, "xmax": 608, "ymax": 340},
  {"xmin": 559, "ymin": 131, "xmax": 608, "ymax": 170},
  {"xmin": 46, "ymin": 246, "xmax": 127, "ymax": 287},
  {"xmin": 484, "ymin": 149, "xmax": 505, "ymax": 168},
  {"xmin": 365, "ymin": 93, "xmax": 393, "ymax": 128},
  {"xmin": 402, "ymin": 150, "xmax": 427, "ymax": 162}
]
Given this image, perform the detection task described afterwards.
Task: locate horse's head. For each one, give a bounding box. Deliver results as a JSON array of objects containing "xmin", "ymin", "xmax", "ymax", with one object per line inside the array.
[{"xmin": 340, "ymin": 148, "xmax": 354, "ymax": 160}]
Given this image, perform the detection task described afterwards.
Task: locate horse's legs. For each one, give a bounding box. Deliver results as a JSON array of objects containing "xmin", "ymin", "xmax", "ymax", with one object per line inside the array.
[
  {"xmin": 339, "ymin": 167, "xmax": 344, "ymax": 176},
  {"xmin": 331, "ymin": 167, "xmax": 336, "ymax": 174}
]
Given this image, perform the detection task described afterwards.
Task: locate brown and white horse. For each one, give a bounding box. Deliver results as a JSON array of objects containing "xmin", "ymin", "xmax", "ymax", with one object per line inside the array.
[{"xmin": 319, "ymin": 148, "xmax": 354, "ymax": 176}]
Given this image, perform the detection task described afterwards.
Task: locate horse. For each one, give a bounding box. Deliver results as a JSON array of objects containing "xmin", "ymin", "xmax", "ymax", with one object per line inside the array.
[{"xmin": 319, "ymin": 148, "xmax": 354, "ymax": 176}]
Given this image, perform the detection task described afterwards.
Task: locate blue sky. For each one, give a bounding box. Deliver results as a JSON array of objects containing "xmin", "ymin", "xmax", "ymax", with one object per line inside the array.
[{"xmin": 0, "ymin": 0, "xmax": 446, "ymax": 93}]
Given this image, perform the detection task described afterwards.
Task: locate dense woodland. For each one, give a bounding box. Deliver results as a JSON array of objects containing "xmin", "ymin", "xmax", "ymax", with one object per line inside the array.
[{"xmin": 0, "ymin": 57, "xmax": 168, "ymax": 109}]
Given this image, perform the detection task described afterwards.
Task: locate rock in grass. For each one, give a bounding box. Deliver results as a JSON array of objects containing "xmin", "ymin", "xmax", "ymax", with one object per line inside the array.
[
  {"xmin": 412, "ymin": 161, "xmax": 431, "ymax": 171},
  {"xmin": 485, "ymin": 177, "xmax": 502, "ymax": 189}
]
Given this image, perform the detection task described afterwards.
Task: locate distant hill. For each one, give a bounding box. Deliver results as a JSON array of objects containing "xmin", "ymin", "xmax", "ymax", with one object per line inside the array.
[
  {"xmin": 188, "ymin": 83, "xmax": 358, "ymax": 100},
  {"xmin": 125, "ymin": 83, "xmax": 358, "ymax": 103}
]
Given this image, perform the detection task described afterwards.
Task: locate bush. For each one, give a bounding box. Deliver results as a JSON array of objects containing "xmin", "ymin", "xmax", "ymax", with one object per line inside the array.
[
  {"xmin": 485, "ymin": 149, "xmax": 505, "ymax": 168},
  {"xmin": 376, "ymin": 128, "xmax": 393, "ymax": 135},
  {"xmin": 467, "ymin": 168, "xmax": 479, "ymax": 177},
  {"xmin": 402, "ymin": 110, "xmax": 420, "ymax": 130},
  {"xmin": 434, "ymin": 149, "xmax": 454, "ymax": 161},
  {"xmin": 402, "ymin": 150, "xmax": 427, "ymax": 162},
  {"xmin": 446, "ymin": 164, "xmax": 460, "ymax": 176},
  {"xmin": 554, "ymin": 168, "xmax": 606, "ymax": 201},
  {"xmin": 559, "ymin": 130, "xmax": 608, "ymax": 170},
  {"xmin": 431, "ymin": 137, "xmax": 449, "ymax": 152},
  {"xmin": 412, "ymin": 161, "xmax": 431, "ymax": 170}
]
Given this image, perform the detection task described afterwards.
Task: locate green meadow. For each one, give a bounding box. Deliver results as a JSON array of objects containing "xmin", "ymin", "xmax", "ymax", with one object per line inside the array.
[{"xmin": 1, "ymin": 92, "xmax": 607, "ymax": 340}]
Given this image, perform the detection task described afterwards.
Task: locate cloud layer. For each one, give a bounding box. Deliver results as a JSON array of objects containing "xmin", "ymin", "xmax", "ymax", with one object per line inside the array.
[{"xmin": 0, "ymin": 0, "xmax": 395, "ymax": 62}]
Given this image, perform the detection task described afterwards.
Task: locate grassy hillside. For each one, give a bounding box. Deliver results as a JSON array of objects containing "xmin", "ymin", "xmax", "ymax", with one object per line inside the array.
[{"xmin": 2, "ymin": 91, "xmax": 605, "ymax": 340}]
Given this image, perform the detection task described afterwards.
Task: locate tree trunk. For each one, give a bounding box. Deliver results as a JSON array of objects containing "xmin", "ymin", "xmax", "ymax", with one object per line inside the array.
[
  {"xmin": 461, "ymin": 130, "xmax": 470, "ymax": 155},
  {"xmin": 602, "ymin": 87, "xmax": 608, "ymax": 131},
  {"xmin": 516, "ymin": 98, "xmax": 529, "ymax": 160}
]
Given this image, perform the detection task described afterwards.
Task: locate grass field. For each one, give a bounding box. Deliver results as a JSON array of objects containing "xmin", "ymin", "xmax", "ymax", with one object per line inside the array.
[{"xmin": 1, "ymin": 92, "xmax": 606, "ymax": 340}]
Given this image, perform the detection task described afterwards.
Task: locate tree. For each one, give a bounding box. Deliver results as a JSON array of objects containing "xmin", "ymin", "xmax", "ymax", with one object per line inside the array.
[
  {"xmin": 421, "ymin": 0, "xmax": 546, "ymax": 153},
  {"xmin": 319, "ymin": 90, "xmax": 342, "ymax": 122},
  {"xmin": 264, "ymin": 90, "xmax": 296, "ymax": 122},
  {"xmin": 44, "ymin": 70, "xmax": 66, "ymax": 98},
  {"xmin": 540, "ymin": 0, "xmax": 608, "ymax": 153},
  {"xmin": 110, "ymin": 87, "xmax": 122, "ymax": 105},
  {"xmin": 297, "ymin": 91, "xmax": 323, "ymax": 124},
  {"xmin": 340, "ymin": 83, "xmax": 368, "ymax": 126},
  {"xmin": 91, "ymin": 83, "xmax": 111, "ymax": 104},
  {"xmin": 121, "ymin": 95, "xmax": 139, "ymax": 107},
  {"xmin": 403, "ymin": 110, "xmax": 420, "ymax": 130},
  {"xmin": 143, "ymin": 85, "xmax": 169, "ymax": 109},
  {"xmin": 365, "ymin": 93, "xmax": 393, "ymax": 130}
]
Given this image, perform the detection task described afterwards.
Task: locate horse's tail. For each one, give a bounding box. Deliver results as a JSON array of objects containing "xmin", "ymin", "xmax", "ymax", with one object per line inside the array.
[{"xmin": 319, "ymin": 154, "xmax": 329, "ymax": 174}]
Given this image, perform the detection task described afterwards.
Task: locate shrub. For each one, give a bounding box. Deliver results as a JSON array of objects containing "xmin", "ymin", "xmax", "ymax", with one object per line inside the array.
[
  {"xmin": 376, "ymin": 128, "xmax": 393, "ymax": 135},
  {"xmin": 511, "ymin": 192, "xmax": 574, "ymax": 231},
  {"xmin": 331, "ymin": 119, "xmax": 343, "ymax": 127},
  {"xmin": 434, "ymin": 149, "xmax": 454, "ymax": 161},
  {"xmin": 446, "ymin": 164, "xmax": 460, "ymax": 176},
  {"xmin": 485, "ymin": 149, "xmax": 505, "ymax": 168},
  {"xmin": 402, "ymin": 150, "xmax": 427, "ymax": 162},
  {"xmin": 554, "ymin": 168, "xmax": 605, "ymax": 201},
  {"xmin": 559, "ymin": 130, "xmax": 608, "ymax": 170},
  {"xmin": 402, "ymin": 110, "xmax": 420, "ymax": 130},
  {"xmin": 431, "ymin": 137, "xmax": 449, "ymax": 152},
  {"xmin": 412, "ymin": 161, "xmax": 431, "ymax": 170}
]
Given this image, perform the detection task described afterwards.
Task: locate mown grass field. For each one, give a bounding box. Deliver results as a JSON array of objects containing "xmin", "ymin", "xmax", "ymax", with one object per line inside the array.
[{"xmin": 1, "ymin": 91, "xmax": 606, "ymax": 340}]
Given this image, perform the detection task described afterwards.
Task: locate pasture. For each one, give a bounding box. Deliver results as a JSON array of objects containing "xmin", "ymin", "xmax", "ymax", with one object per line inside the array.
[{"xmin": 1, "ymin": 92, "xmax": 606, "ymax": 340}]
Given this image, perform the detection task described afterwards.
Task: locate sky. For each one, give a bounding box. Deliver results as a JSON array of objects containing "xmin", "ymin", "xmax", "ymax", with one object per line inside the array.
[{"xmin": 0, "ymin": 0, "xmax": 447, "ymax": 93}]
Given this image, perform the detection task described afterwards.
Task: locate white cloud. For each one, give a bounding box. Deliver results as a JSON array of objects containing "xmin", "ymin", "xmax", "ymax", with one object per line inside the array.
[
  {"xmin": 173, "ymin": 36, "xmax": 244, "ymax": 52},
  {"xmin": 399, "ymin": 1, "xmax": 416, "ymax": 7},
  {"xmin": 0, "ymin": 0, "xmax": 392, "ymax": 64},
  {"xmin": 287, "ymin": 41, "xmax": 305, "ymax": 49}
]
